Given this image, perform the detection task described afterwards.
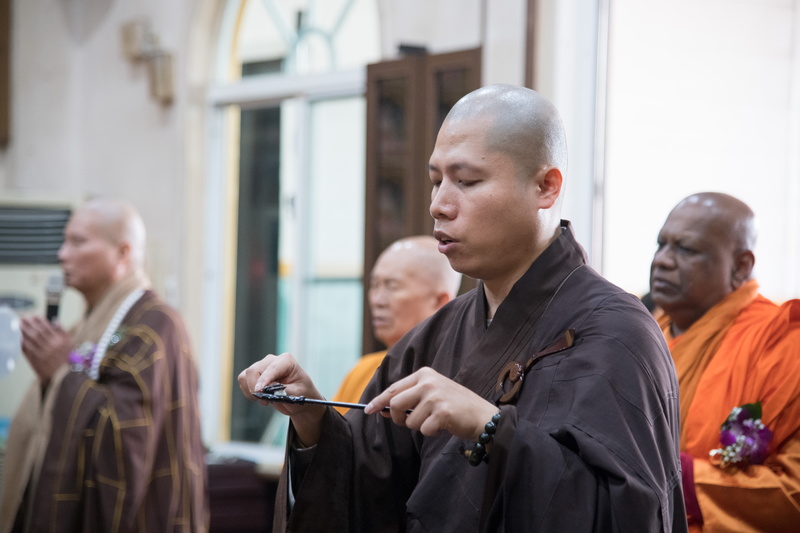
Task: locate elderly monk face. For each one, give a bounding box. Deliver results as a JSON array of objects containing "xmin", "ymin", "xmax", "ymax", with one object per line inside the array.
[
  {"xmin": 649, "ymin": 201, "xmax": 740, "ymax": 328},
  {"xmin": 369, "ymin": 245, "xmax": 442, "ymax": 349},
  {"xmin": 58, "ymin": 208, "xmax": 124, "ymax": 300},
  {"xmin": 428, "ymin": 114, "xmax": 545, "ymax": 284}
]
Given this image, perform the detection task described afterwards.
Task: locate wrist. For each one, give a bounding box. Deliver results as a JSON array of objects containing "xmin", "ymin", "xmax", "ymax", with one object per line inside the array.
[
  {"xmin": 464, "ymin": 410, "xmax": 502, "ymax": 466},
  {"xmin": 292, "ymin": 405, "xmax": 326, "ymax": 447}
]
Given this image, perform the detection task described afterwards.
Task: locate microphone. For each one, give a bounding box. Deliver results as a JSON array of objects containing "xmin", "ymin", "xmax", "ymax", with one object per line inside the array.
[{"xmin": 45, "ymin": 273, "xmax": 63, "ymax": 322}]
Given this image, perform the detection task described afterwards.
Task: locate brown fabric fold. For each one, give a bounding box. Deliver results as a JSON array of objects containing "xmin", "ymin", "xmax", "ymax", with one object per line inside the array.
[{"xmin": 0, "ymin": 271, "xmax": 150, "ymax": 533}]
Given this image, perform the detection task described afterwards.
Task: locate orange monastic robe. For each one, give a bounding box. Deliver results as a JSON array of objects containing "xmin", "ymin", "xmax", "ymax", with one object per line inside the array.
[
  {"xmin": 331, "ymin": 350, "xmax": 386, "ymax": 415},
  {"xmin": 657, "ymin": 280, "xmax": 800, "ymax": 532}
]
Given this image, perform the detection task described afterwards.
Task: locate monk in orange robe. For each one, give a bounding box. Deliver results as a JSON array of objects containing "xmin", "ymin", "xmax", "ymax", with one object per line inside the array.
[
  {"xmin": 331, "ymin": 235, "xmax": 461, "ymax": 413},
  {"xmin": 650, "ymin": 192, "xmax": 800, "ymax": 532}
]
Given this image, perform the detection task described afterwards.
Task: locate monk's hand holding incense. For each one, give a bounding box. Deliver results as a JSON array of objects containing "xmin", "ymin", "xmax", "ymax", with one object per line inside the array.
[
  {"xmin": 365, "ymin": 367, "xmax": 498, "ymax": 442},
  {"xmin": 238, "ymin": 352, "xmax": 326, "ymax": 447}
]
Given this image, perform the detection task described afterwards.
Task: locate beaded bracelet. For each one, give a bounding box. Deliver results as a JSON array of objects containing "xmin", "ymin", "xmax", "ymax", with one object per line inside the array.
[{"xmin": 464, "ymin": 411, "xmax": 501, "ymax": 466}]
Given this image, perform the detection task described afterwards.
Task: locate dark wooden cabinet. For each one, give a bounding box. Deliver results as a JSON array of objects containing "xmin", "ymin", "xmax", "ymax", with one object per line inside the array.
[
  {"xmin": 362, "ymin": 48, "xmax": 481, "ymax": 353},
  {"xmin": 208, "ymin": 459, "xmax": 278, "ymax": 533}
]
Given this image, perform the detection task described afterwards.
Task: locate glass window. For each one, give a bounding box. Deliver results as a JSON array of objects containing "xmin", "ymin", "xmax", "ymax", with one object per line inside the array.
[
  {"xmin": 227, "ymin": 96, "xmax": 365, "ymax": 442},
  {"xmin": 207, "ymin": 0, "xmax": 376, "ymax": 444},
  {"xmin": 234, "ymin": 0, "xmax": 380, "ymax": 79},
  {"xmin": 303, "ymin": 96, "xmax": 366, "ymax": 394}
]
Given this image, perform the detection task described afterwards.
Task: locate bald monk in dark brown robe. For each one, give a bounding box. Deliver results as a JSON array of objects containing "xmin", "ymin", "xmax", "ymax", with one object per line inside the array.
[
  {"xmin": 0, "ymin": 199, "xmax": 207, "ymax": 533},
  {"xmin": 239, "ymin": 85, "xmax": 687, "ymax": 532}
]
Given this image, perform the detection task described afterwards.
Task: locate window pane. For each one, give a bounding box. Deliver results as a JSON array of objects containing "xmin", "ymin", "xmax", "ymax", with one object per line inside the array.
[
  {"xmin": 303, "ymin": 96, "xmax": 366, "ymax": 398},
  {"xmin": 227, "ymin": 96, "xmax": 365, "ymax": 442},
  {"xmin": 235, "ymin": 0, "xmax": 380, "ymax": 77},
  {"xmin": 230, "ymin": 105, "xmax": 282, "ymax": 441}
]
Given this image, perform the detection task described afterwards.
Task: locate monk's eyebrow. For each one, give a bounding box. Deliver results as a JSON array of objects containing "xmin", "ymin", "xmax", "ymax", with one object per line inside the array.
[{"xmin": 428, "ymin": 161, "xmax": 483, "ymax": 174}]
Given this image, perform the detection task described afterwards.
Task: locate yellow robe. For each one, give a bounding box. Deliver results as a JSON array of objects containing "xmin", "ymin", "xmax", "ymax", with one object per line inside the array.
[
  {"xmin": 331, "ymin": 350, "xmax": 386, "ymax": 415},
  {"xmin": 658, "ymin": 280, "xmax": 800, "ymax": 532}
]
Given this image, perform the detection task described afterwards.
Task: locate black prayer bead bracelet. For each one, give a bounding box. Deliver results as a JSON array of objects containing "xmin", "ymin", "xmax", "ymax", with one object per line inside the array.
[{"xmin": 464, "ymin": 411, "xmax": 501, "ymax": 466}]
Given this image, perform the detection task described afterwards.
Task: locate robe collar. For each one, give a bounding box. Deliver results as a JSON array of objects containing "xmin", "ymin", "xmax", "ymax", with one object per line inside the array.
[{"xmin": 457, "ymin": 220, "xmax": 587, "ymax": 398}]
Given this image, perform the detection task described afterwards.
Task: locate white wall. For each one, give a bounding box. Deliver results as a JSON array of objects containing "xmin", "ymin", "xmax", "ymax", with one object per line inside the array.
[
  {"xmin": 1, "ymin": 0, "xmax": 197, "ymax": 307},
  {"xmin": 535, "ymin": 0, "xmax": 603, "ymax": 263},
  {"xmin": 603, "ymin": 0, "xmax": 800, "ymax": 302},
  {"xmin": 377, "ymin": 0, "xmax": 483, "ymax": 56}
]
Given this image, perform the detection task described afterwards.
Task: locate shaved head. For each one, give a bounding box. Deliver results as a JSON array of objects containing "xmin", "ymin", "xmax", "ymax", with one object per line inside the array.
[
  {"xmin": 382, "ymin": 236, "xmax": 462, "ymax": 298},
  {"xmin": 650, "ymin": 192, "xmax": 758, "ymax": 333},
  {"xmin": 671, "ymin": 192, "xmax": 756, "ymax": 254},
  {"xmin": 428, "ymin": 85, "xmax": 568, "ymax": 308},
  {"xmin": 80, "ymin": 198, "xmax": 147, "ymax": 271},
  {"xmin": 445, "ymin": 84, "xmax": 568, "ymax": 180},
  {"xmin": 369, "ymin": 236, "xmax": 461, "ymax": 348},
  {"xmin": 59, "ymin": 198, "xmax": 147, "ymax": 306}
]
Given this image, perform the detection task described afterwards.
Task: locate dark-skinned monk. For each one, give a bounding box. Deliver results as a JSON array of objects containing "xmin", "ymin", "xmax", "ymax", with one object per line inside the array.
[{"xmin": 650, "ymin": 192, "xmax": 800, "ymax": 532}]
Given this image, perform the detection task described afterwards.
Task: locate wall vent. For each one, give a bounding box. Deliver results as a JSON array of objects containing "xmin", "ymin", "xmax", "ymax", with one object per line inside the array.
[{"xmin": 0, "ymin": 206, "xmax": 71, "ymax": 265}]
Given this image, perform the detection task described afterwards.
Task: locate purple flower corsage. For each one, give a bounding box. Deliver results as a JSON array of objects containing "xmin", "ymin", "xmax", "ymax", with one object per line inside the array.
[
  {"xmin": 68, "ymin": 342, "xmax": 96, "ymax": 373},
  {"xmin": 709, "ymin": 401, "xmax": 773, "ymax": 469}
]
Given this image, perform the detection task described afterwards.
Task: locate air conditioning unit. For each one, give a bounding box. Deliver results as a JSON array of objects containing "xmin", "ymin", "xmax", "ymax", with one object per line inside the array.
[{"xmin": 0, "ymin": 197, "xmax": 84, "ymax": 424}]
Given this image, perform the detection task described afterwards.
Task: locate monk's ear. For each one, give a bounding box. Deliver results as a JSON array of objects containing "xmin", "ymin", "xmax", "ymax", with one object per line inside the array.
[
  {"xmin": 731, "ymin": 250, "xmax": 755, "ymax": 290},
  {"xmin": 116, "ymin": 240, "xmax": 133, "ymax": 265},
  {"xmin": 433, "ymin": 291, "xmax": 450, "ymax": 309},
  {"xmin": 536, "ymin": 167, "xmax": 562, "ymax": 209}
]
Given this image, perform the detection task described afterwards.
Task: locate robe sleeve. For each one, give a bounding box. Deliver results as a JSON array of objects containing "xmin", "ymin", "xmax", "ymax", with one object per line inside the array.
[
  {"xmin": 276, "ymin": 403, "xmax": 419, "ymax": 533},
  {"xmin": 692, "ymin": 428, "xmax": 800, "ymax": 533},
  {"xmin": 480, "ymin": 351, "xmax": 685, "ymax": 533}
]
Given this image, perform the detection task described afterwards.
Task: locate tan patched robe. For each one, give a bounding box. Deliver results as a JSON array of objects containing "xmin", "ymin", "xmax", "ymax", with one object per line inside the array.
[{"xmin": 0, "ymin": 278, "xmax": 207, "ymax": 533}]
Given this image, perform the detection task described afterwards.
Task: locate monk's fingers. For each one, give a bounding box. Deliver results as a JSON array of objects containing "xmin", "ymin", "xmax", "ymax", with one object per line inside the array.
[
  {"xmin": 405, "ymin": 370, "xmax": 498, "ymax": 440},
  {"xmin": 402, "ymin": 400, "xmax": 436, "ymax": 434},
  {"xmin": 400, "ymin": 370, "xmax": 453, "ymax": 432},
  {"xmin": 365, "ymin": 371, "xmax": 422, "ymax": 414},
  {"xmin": 20, "ymin": 317, "xmax": 46, "ymax": 347},
  {"xmin": 21, "ymin": 315, "xmax": 53, "ymax": 335},
  {"xmin": 20, "ymin": 324, "xmax": 51, "ymax": 362},
  {"xmin": 20, "ymin": 335, "xmax": 39, "ymax": 362},
  {"xmin": 238, "ymin": 352, "xmax": 321, "ymax": 405},
  {"xmin": 380, "ymin": 387, "xmax": 421, "ymax": 426},
  {"xmin": 367, "ymin": 367, "xmax": 442, "ymax": 424},
  {"xmin": 417, "ymin": 409, "xmax": 455, "ymax": 437},
  {"xmin": 26, "ymin": 320, "xmax": 67, "ymax": 357},
  {"xmin": 44, "ymin": 327, "xmax": 71, "ymax": 355},
  {"xmin": 237, "ymin": 353, "xmax": 285, "ymax": 400},
  {"xmin": 253, "ymin": 353, "xmax": 313, "ymax": 392}
]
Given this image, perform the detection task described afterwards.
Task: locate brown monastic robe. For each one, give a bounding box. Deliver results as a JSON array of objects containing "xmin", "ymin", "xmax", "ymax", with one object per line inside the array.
[
  {"xmin": 275, "ymin": 222, "xmax": 687, "ymax": 532},
  {"xmin": 8, "ymin": 290, "xmax": 208, "ymax": 533}
]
